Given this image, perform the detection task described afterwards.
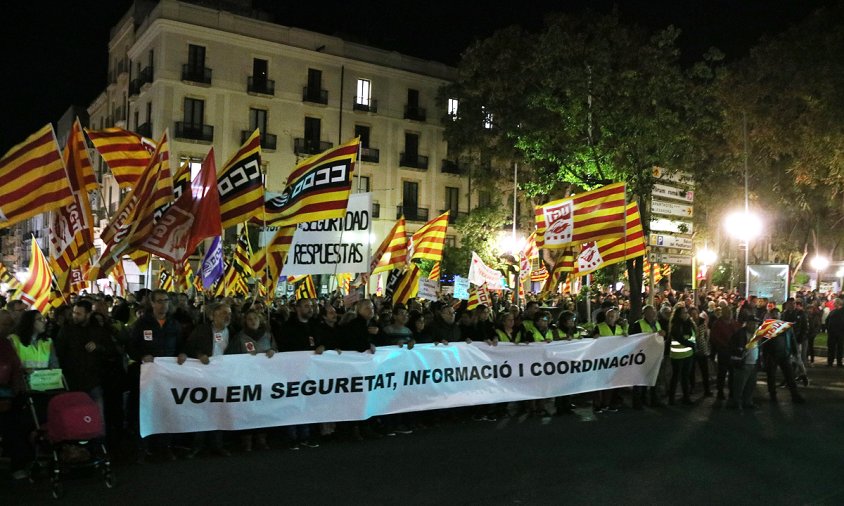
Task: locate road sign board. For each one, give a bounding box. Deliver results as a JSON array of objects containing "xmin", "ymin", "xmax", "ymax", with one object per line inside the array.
[
  {"xmin": 650, "ymin": 217, "xmax": 693, "ymax": 235},
  {"xmin": 649, "ymin": 251, "xmax": 693, "ymax": 266},
  {"xmin": 653, "ymin": 183, "xmax": 694, "ymax": 203},
  {"xmin": 649, "ymin": 233, "xmax": 693, "ymax": 250},
  {"xmin": 651, "ymin": 198, "xmax": 694, "ymax": 218},
  {"xmin": 651, "ymin": 167, "xmax": 695, "ymax": 188}
]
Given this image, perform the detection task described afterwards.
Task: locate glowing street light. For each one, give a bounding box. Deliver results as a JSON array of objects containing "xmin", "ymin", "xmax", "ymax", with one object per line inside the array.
[
  {"xmin": 723, "ymin": 209, "xmax": 763, "ymax": 298},
  {"xmin": 697, "ymin": 247, "xmax": 717, "ymax": 266},
  {"xmin": 496, "ymin": 230, "xmax": 525, "ymax": 256},
  {"xmin": 810, "ymin": 255, "xmax": 830, "ymax": 272}
]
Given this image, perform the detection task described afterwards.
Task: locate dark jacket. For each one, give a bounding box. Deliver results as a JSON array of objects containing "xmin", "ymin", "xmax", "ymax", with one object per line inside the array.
[
  {"xmin": 185, "ymin": 322, "xmax": 240, "ymax": 358},
  {"xmin": 429, "ymin": 318, "xmax": 461, "ymax": 343},
  {"xmin": 278, "ymin": 318, "xmax": 321, "ymax": 352},
  {"xmin": 826, "ymin": 307, "xmax": 844, "ymax": 340},
  {"xmin": 128, "ymin": 314, "xmax": 185, "ymax": 361},
  {"xmin": 338, "ymin": 316, "xmax": 375, "ymax": 352},
  {"xmin": 55, "ymin": 320, "xmax": 119, "ymax": 391}
]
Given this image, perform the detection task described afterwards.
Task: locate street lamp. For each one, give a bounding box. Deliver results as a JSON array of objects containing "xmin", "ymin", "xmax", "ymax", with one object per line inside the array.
[
  {"xmin": 811, "ymin": 254, "xmax": 829, "ymax": 291},
  {"xmin": 724, "ymin": 210, "xmax": 763, "ymax": 298}
]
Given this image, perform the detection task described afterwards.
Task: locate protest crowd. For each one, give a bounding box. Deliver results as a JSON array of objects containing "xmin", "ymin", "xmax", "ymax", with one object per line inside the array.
[{"xmin": 1, "ymin": 282, "xmax": 836, "ymax": 479}]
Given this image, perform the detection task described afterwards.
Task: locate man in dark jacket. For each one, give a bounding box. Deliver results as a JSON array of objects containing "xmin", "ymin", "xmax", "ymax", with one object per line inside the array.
[
  {"xmin": 825, "ymin": 298, "xmax": 844, "ymax": 367},
  {"xmin": 429, "ymin": 305, "xmax": 462, "ymax": 344},
  {"xmin": 338, "ymin": 299, "xmax": 378, "ymax": 353}
]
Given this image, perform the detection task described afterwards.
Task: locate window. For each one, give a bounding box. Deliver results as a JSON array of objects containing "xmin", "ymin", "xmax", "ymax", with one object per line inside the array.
[
  {"xmin": 308, "ymin": 68, "xmax": 321, "ymax": 91},
  {"xmin": 404, "ymin": 133, "xmax": 419, "ymax": 157},
  {"xmin": 188, "ymin": 44, "xmax": 205, "ymax": 70},
  {"xmin": 179, "ymin": 155, "xmax": 204, "ymax": 184},
  {"xmin": 354, "ymin": 125, "xmax": 370, "ymax": 148},
  {"xmin": 249, "ymin": 108, "xmax": 268, "ymax": 134},
  {"xmin": 146, "ymin": 102, "xmax": 152, "ymax": 123},
  {"xmin": 407, "ymin": 89, "xmax": 419, "ymax": 109},
  {"xmin": 184, "ymin": 98, "xmax": 204, "ymax": 126},
  {"xmin": 445, "ymin": 235, "xmax": 457, "ymax": 248},
  {"xmin": 304, "ymin": 117, "xmax": 321, "ymax": 143},
  {"xmin": 357, "ymin": 176, "xmax": 370, "ymax": 193},
  {"xmin": 445, "ymin": 187, "xmax": 459, "ymax": 214},
  {"xmin": 478, "ymin": 190, "xmax": 492, "ymax": 208},
  {"xmin": 356, "ymin": 79, "xmax": 371, "ymax": 106},
  {"xmin": 447, "ymin": 98, "xmax": 459, "ymax": 119},
  {"xmin": 253, "ymin": 58, "xmax": 268, "ymax": 80},
  {"xmin": 402, "ymin": 181, "xmax": 419, "ymax": 211}
]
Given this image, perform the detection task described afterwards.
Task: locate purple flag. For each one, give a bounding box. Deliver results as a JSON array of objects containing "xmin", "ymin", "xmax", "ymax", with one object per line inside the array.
[{"xmin": 201, "ymin": 236, "xmax": 224, "ymax": 289}]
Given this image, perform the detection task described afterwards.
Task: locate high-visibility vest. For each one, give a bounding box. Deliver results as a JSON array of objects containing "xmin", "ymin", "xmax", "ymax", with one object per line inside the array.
[
  {"xmin": 527, "ymin": 325, "xmax": 558, "ymax": 342},
  {"xmin": 596, "ymin": 322, "xmax": 625, "ymax": 337},
  {"xmin": 9, "ymin": 334, "xmax": 53, "ymax": 370},
  {"xmin": 496, "ymin": 328, "xmax": 521, "ymax": 343},
  {"xmin": 636, "ymin": 319, "xmax": 661, "ymax": 334},
  {"xmin": 670, "ymin": 326, "xmax": 696, "ymax": 359}
]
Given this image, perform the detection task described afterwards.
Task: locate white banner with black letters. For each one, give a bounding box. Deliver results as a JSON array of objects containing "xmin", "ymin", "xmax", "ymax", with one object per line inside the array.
[{"xmin": 139, "ymin": 333, "xmax": 663, "ymax": 437}]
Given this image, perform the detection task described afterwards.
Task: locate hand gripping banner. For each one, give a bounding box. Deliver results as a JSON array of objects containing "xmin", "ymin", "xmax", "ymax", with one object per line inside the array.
[{"xmin": 140, "ymin": 333, "xmax": 663, "ymax": 437}]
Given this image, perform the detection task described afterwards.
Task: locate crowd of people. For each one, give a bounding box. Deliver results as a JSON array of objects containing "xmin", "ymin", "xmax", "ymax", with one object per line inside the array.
[{"xmin": 1, "ymin": 283, "xmax": 840, "ymax": 479}]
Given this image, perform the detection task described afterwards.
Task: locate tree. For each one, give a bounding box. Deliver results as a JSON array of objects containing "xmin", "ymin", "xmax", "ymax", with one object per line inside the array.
[
  {"xmin": 440, "ymin": 9, "xmax": 721, "ymax": 318},
  {"xmin": 442, "ymin": 204, "xmax": 510, "ymax": 278}
]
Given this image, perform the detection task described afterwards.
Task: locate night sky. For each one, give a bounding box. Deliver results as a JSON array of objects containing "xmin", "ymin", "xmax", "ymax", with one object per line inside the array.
[{"xmin": 0, "ymin": 0, "xmax": 837, "ymax": 155}]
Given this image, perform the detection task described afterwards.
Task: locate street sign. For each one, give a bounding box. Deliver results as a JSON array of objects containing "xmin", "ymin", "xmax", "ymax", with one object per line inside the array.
[
  {"xmin": 651, "ymin": 198, "xmax": 694, "ymax": 218},
  {"xmin": 651, "ymin": 167, "xmax": 695, "ymax": 188},
  {"xmin": 649, "ymin": 251, "xmax": 693, "ymax": 266},
  {"xmin": 650, "ymin": 217, "xmax": 694, "ymax": 235},
  {"xmin": 649, "ymin": 233, "xmax": 693, "ymax": 250},
  {"xmin": 653, "ymin": 183, "xmax": 694, "ymax": 203}
]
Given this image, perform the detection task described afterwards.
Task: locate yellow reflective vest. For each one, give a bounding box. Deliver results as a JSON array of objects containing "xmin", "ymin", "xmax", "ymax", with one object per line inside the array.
[
  {"xmin": 670, "ymin": 326, "xmax": 696, "ymax": 359},
  {"xmin": 9, "ymin": 334, "xmax": 53, "ymax": 370},
  {"xmin": 596, "ymin": 322, "xmax": 625, "ymax": 337},
  {"xmin": 636, "ymin": 319, "xmax": 662, "ymax": 334},
  {"xmin": 495, "ymin": 328, "xmax": 523, "ymax": 343}
]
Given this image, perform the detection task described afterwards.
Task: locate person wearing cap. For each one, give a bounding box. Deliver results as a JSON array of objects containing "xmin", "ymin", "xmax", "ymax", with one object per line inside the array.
[
  {"xmin": 668, "ymin": 304, "xmax": 695, "ymax": 405},
  {"xmin": 726, "ymin": 314, "xmax": 762, "ymax": 410}
]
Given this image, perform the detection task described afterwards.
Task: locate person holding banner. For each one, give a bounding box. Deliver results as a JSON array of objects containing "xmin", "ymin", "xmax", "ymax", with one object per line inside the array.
[
  {"xmin": 234, "ymin": 307, "xmax": 277, "ymax": 451},
  {"xmin": 493, "ymin": 312, "xmax": 522, "ymax": 344},
  {"xmin": 629, "ymin": 305, "xmax": 665, "ymax": 408},
  {"xmin": 430, "ymin": 305, "xmax": 463, "ymax": 345},
  {"xmin": 338, "ymin": 300, "xmax": 378, "ymax": 354}
]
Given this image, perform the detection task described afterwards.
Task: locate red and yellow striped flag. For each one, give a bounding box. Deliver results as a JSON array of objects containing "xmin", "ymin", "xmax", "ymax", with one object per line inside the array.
[
  {"xmin": 663, "ymin": 264, "xmax": 672, "ymax": 279},
  {"xmin": 535, "ymin": 182, "xmax": 626, "ymax": 249},
  {"xmin": 575, "ymin": 202, "xmax": 647, "ymax": 276},
  {"xmin": 428, "ymin": 262, "xmax": 441, "ymax": 281},
  {"xmin": 519, "ymin": 232, "xmax": 538, "ymax": 275},
  {"xmin": 392, "ymin": 264, "xmax": 421, "ymax": 305},
  {"xmin": 20, "ymin": 239, "xmax": 54, "ymax": 313},
  {"xmin": 410, "ymin": 211, "xmax": 449, "ymax": 262},
  {"xmin": 90, "ymin": 132, "xmax": 172, "ymax": 280},
  {"xmin": 0, "ymin": 125, "xmax": 75, "ymax": 229},
  {"xmin": 219, "ymin": 130, "xmax": 263, "ymax": 229},
  {"xmin": 251, "ymin": 225, "xmax": 296, "ymax": 293},
  {"xmin": 109, "ymin": 259, "xmax": 126, "ymax": 296},
  {"xmin": 264, "ymin": 138, "xmax": 359, "ymax": 227},
  {"xmin": 467, "ymin": 283, "xmax": 491, "ymax": 310},
  {"xmin": 158, "ymin": 269, "xmax": 173, "ymax": 291},
  {"xmin": 294, "ymin": 275, "xmax": 317, "ymax": 300},
  {"xmin": 234, "ymin": 227, "xmax": 254, "ymax": 278},
  {"xmin": 0, "ymin": 262, "xmax": 23, "ymax": 293},
  {"xmin": 371, "ymin": 217, "xmax": 408, "ymax": 274},
  {"xmin": 530, "ymin": 267, "xmax": 549, "ymax": 283},
  {"xmin": 85, "ymin": 127, "xmax": 155, "ymax": 188},
  {"xmin": 65, "ymin": 118, "xmax": 98, "ymax": 192},
  {"xmin": 215, "ymin": 263, "xmax": 249, "ymax": 297},
  {"xmin": 653, "ymin": 263, "xmax": 663, "ymax": 282},
  {"xmin": 542, "ymin": 249, "xmax": 576, "ymax": 296}
]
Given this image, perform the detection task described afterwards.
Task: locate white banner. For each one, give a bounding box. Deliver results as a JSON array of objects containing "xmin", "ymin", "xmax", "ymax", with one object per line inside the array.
[
  {"xmin": 468, "ymin": 252, "xmax": 504, "ymax": 288},
  {"xmin": 281, "ymin": 193, "xmax": 372, "ymax": 276},
  {"xmin": 139, "ymin": 334, "xmax": 663, "ymax": 437}
]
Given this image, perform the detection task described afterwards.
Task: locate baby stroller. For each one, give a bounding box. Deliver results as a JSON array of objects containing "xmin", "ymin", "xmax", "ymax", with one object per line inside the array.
[{"xmin": 27, "ymin": 373, "xmax": 115, "ymax": 498}]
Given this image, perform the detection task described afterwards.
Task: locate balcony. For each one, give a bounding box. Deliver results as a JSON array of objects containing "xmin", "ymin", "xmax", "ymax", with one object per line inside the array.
[
  {"xmin": 360, "ymin": 147, "xmax": 380, "ymax": 163},
  {"xmin": 294, "ymin": 138, "xmax": 333, "ymax": 156},
  {"xmin": 404, "ymin": 105, "xmax": 426, "ymax": 122},
  {"xmin": 116, "ymin": 58, "xmax": 129, "ymax": 78},
  {"xmin": 397, "ymin": 205, "xmax": 429, "ymax": 222},
  {"xmin": 248, "ymin": 76, "xmax": 275, "ymax": 96},
  {"xmin": 302, "ymin": 87, "xmax": 328, "ymax": 104},
  {"xmin": 139, "ymin": 66, "xmax": 153, "ymax": 86},
  {"xmin": 181, "ymin": 64, "xmax": 212, "ymax": 85},
  {"xmin": 440, "ymin": 210, "xmax": 469, "ymax": 224},
  {"xmin": 242, "ymin": 130, "xmax": 277, "ymax": 150},
  {"xmin": 352, "ymin": 96, "xmax": 377, "ymax": 113},
  {"xmin": 371, "ymin": 202, "xmax": 380, "ymax": 218},
  {"xmin": 441, "ymin": 160, "xmax": 465, "ymax": 175},
  {"xmin": 114, "ymin": 107, "xmax": 126, "ymax": 122},
  {"xmin": 175, "ymin": 122, "xmax": 214, "ymax": 142},
  {"xmin": 107, "ymin": 70, "xmax": 116, "ymax": 85},
  {"xmin": 136, "ymin": 122, "xmax": 152, "ymax": 138},
  {"xmin": 399, "ymin": 153, "xmax": 429, "ymax": 170},
  {"xmin": 129, "ymin": 78, "xmax": 141, "ymax": 97}
]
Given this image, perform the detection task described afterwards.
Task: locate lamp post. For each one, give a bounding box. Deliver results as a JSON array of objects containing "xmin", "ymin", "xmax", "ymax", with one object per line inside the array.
[
  {"xmin": 810, "ymin": 254, "xmax": 830, "ymax": 292},
  {"xmin": 696, "ymin": 246, "xmax": 717, "ymax": 291},
  {"xmin": 724, "ymin": 210, "xmax": 762, "ymax": 298}
]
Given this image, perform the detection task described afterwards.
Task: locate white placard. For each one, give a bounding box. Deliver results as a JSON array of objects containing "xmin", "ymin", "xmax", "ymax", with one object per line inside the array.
[
  {"xmin": 650, "ymin": 218, "xmax": 694, "ymax": 235},
  {"xmin": 453, "ymin": 276, "xmax": 470, "ymax": 300},
  {"xmin": 281, "ymin": 193, "xmax": 372, "ymax": 276},
  {"xmin": 417, "ymin": 278, "xmax": 439, "ymax": 302},
  {"xmin": 652, "ymin": 183, "xmax": 694, "ymax": 203},
  {"xmin": 651, "ymin": 199, "xmax": 694, "ymax": 218},
  {"xmin": 468, "ymin": 252, "xmax": 505, "ymax": 288}
]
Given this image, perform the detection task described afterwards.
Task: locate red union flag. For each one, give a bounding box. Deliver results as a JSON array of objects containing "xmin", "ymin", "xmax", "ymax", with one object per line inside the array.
[{"xmin": 535, "ymin": 182, "xmax": 626, "ymax": 249}]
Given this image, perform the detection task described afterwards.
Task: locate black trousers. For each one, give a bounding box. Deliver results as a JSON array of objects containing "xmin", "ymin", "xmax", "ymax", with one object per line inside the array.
[
  {"xmin": 827, "ymin": 334, "xmax": 843, "ymax": 366},
  {"xmin": 715, "ymin": 349, "xmax": 732, "ymax": 396},
  {"xmin": 765, "ymin": 355, "xmax": 797, "ymax": 396}
]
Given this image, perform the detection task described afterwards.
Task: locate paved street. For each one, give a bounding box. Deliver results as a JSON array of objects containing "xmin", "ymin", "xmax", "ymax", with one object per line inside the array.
[{"xmin": 3, "ymin": 364, "xmax": 844, "ymax": 505}]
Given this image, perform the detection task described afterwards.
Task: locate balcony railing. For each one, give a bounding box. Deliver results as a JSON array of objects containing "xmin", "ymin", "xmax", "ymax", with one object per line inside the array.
[
  {"xmin": 399, "ymin": 153, "xmax": 429, "ymax": 170},
  {"xmin": 116, "ymin": 58, "xmax": 129, "ymax": 77},
  {"xmin": 242, "ymin": 130, "xmax": 277, "ymax": 150},
  {"xmin": 441, "ymin": 160, "xmax": 465, "ymax": 175},
  {"xmin": 302, "ymin": 87, "xmax": 328, "ymax": 104},
  {"xmin": 360, "ymin": 147, "xmax": 380, "ymax": 163},
  {"xmin": 294, "ymin": 138, "xmax": 333, "ymax": 156},
  {"xmin": 129, "ymin": 79, "xmax": 141, "ymax": 97},
  {"xmin": 248, "ymin": 76, "xmax": 275, "ymax": 95},
  {"xmin": 139, "ymin": 66, "xmax": 153, "ymax": 86},
  {"xmin": 372, "ymin": 202, "xmax": 380, "ymax": 218},
  {"xmin": 181, "ymin": 64, "xmax": 212, "ymax": 84},
  {"xmin": 114, "ymin": 107, "xmax": 126, "ymax": 122},
  {"xmin": 136, "ymin": 122, "xmax": 152, "ymax": 138},
  {"xmin": 440, "ymin": 210, "xmax": 469, "ymax": 224},
  {"xmin": 352, "ymin": 97, "xmax": 377, "ymax": 113},
  {"xmin": 397, "ymin": 205, "xmax": 429, "ymax": 222},
  {"xmin": 175, "ymin": 122, "xmax": 214, "ymax": 142},
  {"xmin": 404, "ymin": 105, "xmax": 426, "ymax": 122}
]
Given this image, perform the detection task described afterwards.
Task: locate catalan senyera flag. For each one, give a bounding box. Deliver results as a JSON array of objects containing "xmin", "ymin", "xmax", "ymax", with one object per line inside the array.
[
  {"xmin": 746, "ymin": 319, "xmax": 793, "ymax": 350},
  {"xmin": 215, "ymin": 263, "xmax": 248, "ymax": 297},
  {"xmin": 653, "ymin": 263, "xmax": 663, "ymax": 282},
  {"xmin": 410, "ymin": 211, "xmax": 449, "ymax": 262},
  {"xmin": 575, "ymin": 202, "xmax": 647, "ymax": 276},
  {"xmin": 85, "ymin": 127, "xmax": 155, "ymax": 188},
  {"xmin": 663, "ymin": 264, "xmax": 672, "ymax": 279},
  {"xmin": 428, "ymin": 262, "xmax": 441, "ymax": 281},
  {"xmin": 234, "ymin": 227, "xmax": 254, "ymax": 278},
  {"xmin": 51, "ymin": 119, "xmax": 98, "ymax": 294},
  {"xmin": 0, "ymin": 125, "xmax": 75, "ymax": 229},
  {"xmin": 0, "ymin": 262, "xmax": 23, "ymax": 294},
  {"xmin": 264, "ymin": 138, "xmax": 359, "ymax": 227},
  {"xmin": 218, "ymin": 129, "xmax": 263, "ymax": 229},
  {"xmin": 371, "ymin": 217, "xmax": 408, "ymax": 274},
  {"xmin": 294, "ymin": 275, "xmax": 317, "ymax": 300},
  {"xmin": 90, "ymin": 131, "xmax": 172, "ymax": 280},
  {"xmin": 336, "ymin": 272, "xmax": 352, "ymax": 294},
  {"xmin": 20, "ymin": 239, "xmax": 54, "ymax": 313},
  {"xmin": 519, "ymin": 232, "xmax": 538, "ymax": 275},
  {"xmin": 158, "ymin": 269, "xmax": 173, "ymax": 291},
  {"xmin": 530, "ymin": 267, "xmax": 549, "ymax": 283},
  {"xmin": 391, "ymin": 264, "xmax": 421, "ymax": 305},
  {"xmin": 542, "ymin": 249, "xmax": 575, "ymax": 295},
  {"xmin": 251, "ymin": 225, "xmax": 296, "ymax": 293},
  {"xmin": 467, "ymin": 283, "xmax": 491, "ymax": 310},
  {"xmin": 109, "ymin": 259, "xmax": 126, "ymax": 296},
  {"xmin": 535, "ymin": 182, "xmax": 626, "ymax": 249}
]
